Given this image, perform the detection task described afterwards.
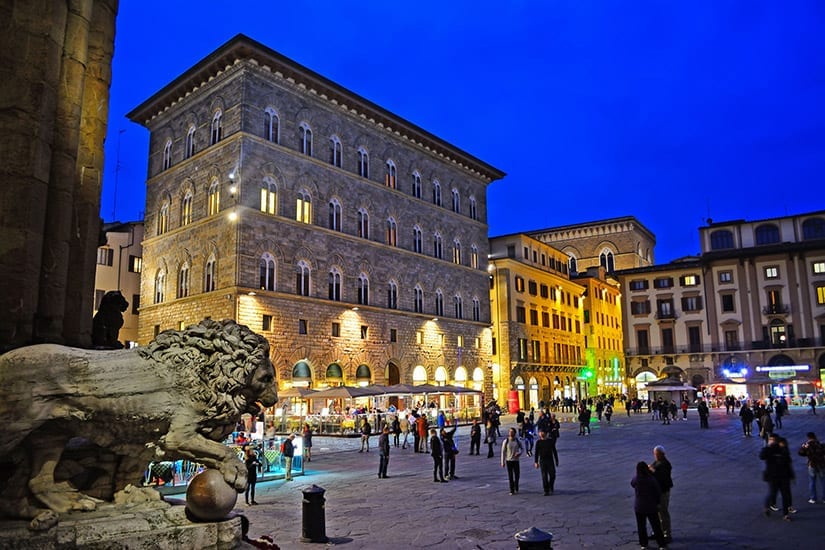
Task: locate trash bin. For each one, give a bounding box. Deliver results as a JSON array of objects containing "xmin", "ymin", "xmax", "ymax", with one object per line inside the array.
[
  {"xmin": 514, "ymin": 526, "xmax": 553, "ymax": 549},
  {"xmin": 301, "ymin": 484, "xmax": 328, "ymax": 543}
]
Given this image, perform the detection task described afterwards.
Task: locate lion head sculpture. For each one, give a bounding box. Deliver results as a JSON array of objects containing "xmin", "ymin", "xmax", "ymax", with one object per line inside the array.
[{"xmin": 0, "ymin": 318, "xmax": 277, "ymax": 530}]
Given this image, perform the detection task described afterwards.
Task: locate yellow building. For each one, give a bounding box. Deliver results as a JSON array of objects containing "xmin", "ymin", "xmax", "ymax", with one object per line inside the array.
[{"xmin": 489, "ymin": 234, "xmax": 586, "ymax": 411}]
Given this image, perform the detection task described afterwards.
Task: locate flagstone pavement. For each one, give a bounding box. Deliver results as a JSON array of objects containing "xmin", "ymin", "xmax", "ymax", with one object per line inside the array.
[{"xmin": 236, "ymin": 406, "xmax": 825, "ymax": 549}]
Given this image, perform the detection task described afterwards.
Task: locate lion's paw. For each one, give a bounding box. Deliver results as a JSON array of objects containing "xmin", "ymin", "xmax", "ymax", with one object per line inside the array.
[
  {"xmin": 29, "ymin": 510, "xmax": 58, "ymax": 531},
  {"xmin": 71, "ymin": 497, "xmax": 98, "ymax": 512}
]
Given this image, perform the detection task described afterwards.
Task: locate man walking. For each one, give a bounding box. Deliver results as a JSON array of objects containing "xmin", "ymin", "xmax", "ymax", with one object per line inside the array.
[
  {"xmin": 429, "ymin": 428, "xmax": 446, "ymax": 482},
  {"xmin": 377, "ymin": 426, "xmax": 390, "ymax": 478},
  {"xmin": 359, "ymin": 417, "xmax": 371, "ymax": 452},
  {"xmin": 798, "ymin": 431, "xmax": 825, "ymax": 504},
  {"xmin": 650, "ymin": 445, "xmax": 673, "ymax": 543},
  {"xmin": 697, "ymin": 399, "xmax": 710, "ymax": 429},
  {"xmin": 534, "ymin": 430, "xmax": 559, "ymax": 495}
]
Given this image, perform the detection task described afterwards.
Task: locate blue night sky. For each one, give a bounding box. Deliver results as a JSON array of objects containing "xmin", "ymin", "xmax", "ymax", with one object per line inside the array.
[{"xmin": 102, "ymin": 1, "xmax": 825, "ymax": 264}]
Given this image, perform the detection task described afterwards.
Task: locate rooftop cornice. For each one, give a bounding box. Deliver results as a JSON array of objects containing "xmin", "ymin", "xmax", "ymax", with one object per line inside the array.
[{"xmin": 127, "ymin": 34, "xmax": 506, "ymax": 183}]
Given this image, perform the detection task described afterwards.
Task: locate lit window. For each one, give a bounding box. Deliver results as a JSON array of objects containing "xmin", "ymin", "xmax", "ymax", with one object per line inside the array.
[
  {"xmin": 814, "ymin": 261, "xmax": 825, "ymax": 274},
  {"xmin": 177, "ymin": 262, "xmax": 190, "ymax": 298},
  {"xmin": 765, "ymin": 266, "xmax": 779, "ymax": 279},
  {"xmin": 515, "ymin": 276, "xmax": 525, "ymax": 292},
  {"xmin": 181, "ymin": 191, "xmax": 193, "ymax": 226},
  {"xmin": 128, "ymin": 255, "xmax": 142, "ymax": 273},
  {"xmin": 386, "ymin": 217, "xmax": 397, "ymax": 246},
  {"xmin": 817, "ymin": 285, "xmax": 825, "ymax": 305},
  {"xmin": 154, "ymin": 270, "xmax": 165, "ymax": 303},
  {"xmin": 157, "ymin": 202, "xmax": 169, "ymax": 235},
  {"xmin": 210, "ymin": 110, "xmax": 222, "ymax": 145},
  {"xmin": 208, "ymin": 180, "xmax": 220, "ymax": 215},
  {"xmin": 97, "ymin": 247, "xmax": 114, "ymax": 266},
  {"xmin": 260, "ymin": 178, "xmax": 277, "ymax": 214},
  {"xmin": 296, "ymin": 190, "xmax": 312, "ymax": 224},
  {"xmin": 386, "ymin": 160, "xmax": 397, "ymax": 188},
  {"xmin": 452, "ymin": 239, "xmax": 461, "ymax": 264},
  {"xmin": 470, "ymin": 245, "xmax": 479, "ymax": 269},
  {"xmin": 719, "ymin": 271, "xmax": 733, "ymax": 283},
  {"xmin": 681, "ymin": 274, "xmax": 698, "ymax": 286}
]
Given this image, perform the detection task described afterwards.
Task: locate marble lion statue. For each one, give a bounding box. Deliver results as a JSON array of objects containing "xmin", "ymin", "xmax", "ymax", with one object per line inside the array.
[{"xmin": 0, "ymin": 318, "xmax": 277, "ymax": 530}]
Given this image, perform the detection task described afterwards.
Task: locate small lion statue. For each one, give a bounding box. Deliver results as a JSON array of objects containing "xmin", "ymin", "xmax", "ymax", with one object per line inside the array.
[
  {"xmin": 92, "ymin": 290, "xmax": 129, "ymax": 349},
  {"xmin": 0, "ymin": 318, "xmax": 277, "ymax": 530}
]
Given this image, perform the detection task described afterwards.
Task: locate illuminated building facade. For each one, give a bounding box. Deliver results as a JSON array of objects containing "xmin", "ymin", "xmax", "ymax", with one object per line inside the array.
[
  {"xmin": 93, "ymin": 221, "xmax": 144, "ymax": 347},
  {"xmin": 619, "ymin": 211, "xmax": 825, "ymax": 401},
  {"xmin": 127, "ymin": 35, "xmax": 504, "ymax": 400},
  {"xmin": 488, "ymin": 234, "xmax": 586, "ymax": 410},
  {"xmin": 574, "ymin": 266, "xmax": 626, "ymax": 397},
  {"xmin": 527, "ymin": 216, "xmax": 655, "ymax": 275}
]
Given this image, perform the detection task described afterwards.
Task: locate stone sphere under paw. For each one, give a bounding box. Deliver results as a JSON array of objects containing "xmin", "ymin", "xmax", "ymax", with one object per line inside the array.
[{"xmin": 185, "ymin": 469, "xmax": 238, "ymax": 521}]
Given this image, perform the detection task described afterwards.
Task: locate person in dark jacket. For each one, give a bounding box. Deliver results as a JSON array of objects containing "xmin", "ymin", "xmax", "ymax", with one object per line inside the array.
[
  {"xmin": 534, "ymin": 430, "xmax": 559, "ymax": 495},
  {"xmin": 469, "ymin": 419, "xmax": 482, "ymax": 455},
  {"xmin": 739, "ymin": 402, "xmax": 755, "ymax": 436},
  {"xmin": 631, "ymin": 461, "xmax": 666, "ymax": 549},
  {"xmin": 441, "ymin": 424, "xmax": 458, "ymax": 479},
  {"xmin": 377, "ymin": 426, "xmax": 390, "ymax": 478},
  {"xmin": 244, "ymin": 445, "xmax": 262, "ymax": 505},
  {"xmin": 430, "ymin": 428, "xmax": 446, "ymax": 482},
  {"xmin": 650, "ymin": 445, "xmax": 674, "ymax": 543},
  {"xmin": 760, "ymin": 433, "xmax": 796, "ymax": 520}
]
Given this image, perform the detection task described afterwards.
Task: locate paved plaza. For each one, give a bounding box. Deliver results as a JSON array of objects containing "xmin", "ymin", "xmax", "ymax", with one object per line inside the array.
[{"xmin": 237, "ymin": 406, "xmax": 825, "ymax": 549}]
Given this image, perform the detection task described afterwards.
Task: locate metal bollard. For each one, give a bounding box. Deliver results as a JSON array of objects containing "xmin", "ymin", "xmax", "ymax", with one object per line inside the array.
[
  {"xmin": 514, "ymin": 526, "xmax": 553, "ymax": 549},
  {"xmin": 301, "ymin": 484, "xmax": 328, "ymax": 543}
]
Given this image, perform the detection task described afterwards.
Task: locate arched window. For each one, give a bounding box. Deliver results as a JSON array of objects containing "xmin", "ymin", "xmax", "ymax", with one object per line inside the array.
[
  {"xmin": 386, "ymin": 217, "xmax": 397, "ymax": 246},
  {"xmin": 296, "ymin": 189, "xmax": 312, "ymax": 224},
  {"xmin": 208, "ymin": 180, "xmax": 220, "ymax": 215},
  {"xmin": 433, "ymin": 232, "xmax": 443, "ymax": 259},
  {"xmin": 802, "ymin": 217, "xmax": 825, "ymax": 240},
  {"xmin": 185, "ymin": 125, "xmax": 196, "ymax": 159},
  {"xmin": 296, "ymin": 260, "xmax": 311, "ymax": 296},
  {"xmin": 387, "ymin": 280, "xmax": 398, "ymax": 309},
  {"xmin": 385, "ymin": 160, "xmax": 397, "ymax": 188},
  {"xmin": 452, "ymin": 239, "xmax": 462, "ymax": 265},
  {"xmin": 432, "ymin": 180, "xmax": 442, "ymax": 206},
  {"xmin": 328, "ymin": 268, "xmax": 342, "ymax": 301},
  {"xmin": 162, "ymin": 139, "xmax": 172, "ymax": 171},
  {"xmin": 755, "ymin": 224, "xmax": 780, "ymax": 245},
  {"xmin": 264, "ymin": 107, "xmax": 279, "ymax": 143},
  {"xmin": 210, "ymin": 110, "xmax": 222, "ymax": 145},
  {"xmin": 154, "ymin": 270, "xmax": 166, "ymax": 303},
  {"xmin": 299, "ymin": 122, "xmax": 313, "ymax": 156},
  {"xmin": 413, "ymin": 225, "xmax": 423, "ymax": 253},
  {"xmin": 357, "ymin": 208, "xmax": 369, "ymax": 239},
  {"xmin": 599, "ymin": 249, "xmax": 615, "ymax": 272},
  {"xmin": 328, "ymin": 199, "xmax": 342, "ymax": 231},
  {"xmin": 453, "ymin": 294, "xmax": 463, "ymax": 319},
  {"xmin": 411, "ymin": 171, "xmax": 422, "ymax": 198},
  {"xmin": 414, "ymin": 285, "xmax": 424, "ymax": 313},
  {"xmin": 358, "ymin": 273, "xmax": 369, "ymax": 305},
  {"xmin": 472, "ymin": 297, "xmax": 481, "ymax": 321},
  {"xmin": 260, "ymin": 253, "xmax": 275, "ymax": 291},
  {"xmin": 435, "ymin": 289, "xmax": 444, "ymax": 317},
  {"xmin": 451, "ymin": 188, "xmax": 460, "ymax": 213},
  {"xmin": 181, "ymin": 190, "xmax": 193, "ymax": 226},
  {"xmin": 260, "ymin": 177, "xmax": 277, "ymax": 214},
  {"xmin": 357, "ymin": 147, "xmax": 369, "ymax": 178},
  {"xmin": 329, "ymin": 135, "xmax": 342, "ymax": 167},
  {"xmin": 470, "ymin": 244, "xmax": 479, "ymax": 269},
  {"xmin": 177, "ymin": 262, "xmax": 190, "ymax": 299},
  {"xmin": 710, "ymin": 229, "xmax": 734, "ymax": 250},
  {"xmin": 469, "ymin": 196, "xmax": 478, "ymax": 220},
  {"xmin": 204, "ymin": 255, "xmax": 216, "ymax": 292},
  {"xmin": 157, "ymin": 202, "xmax": 169, "ymax": 235}
]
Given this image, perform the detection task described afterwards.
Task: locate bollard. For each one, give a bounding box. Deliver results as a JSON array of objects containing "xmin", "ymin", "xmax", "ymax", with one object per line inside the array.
[
  {"xmin": 514, "ymin": 526, "xmax": 553, "ymax": 549},
  {"xmin": 301, "ymin": 484, "xmax": 328, "ymax": 543}
]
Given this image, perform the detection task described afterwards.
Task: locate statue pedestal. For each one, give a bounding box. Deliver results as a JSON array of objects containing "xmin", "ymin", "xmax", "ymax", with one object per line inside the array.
[{"xmin": 0, "ymin": 501, "xmax": 244, "ymax": 549}]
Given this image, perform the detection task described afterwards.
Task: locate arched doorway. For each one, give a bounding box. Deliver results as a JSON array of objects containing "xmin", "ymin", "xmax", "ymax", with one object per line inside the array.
[
  {"xmin": 355, "ymin": 364, "xmax": 371, "ymax": 386},
  {"xmin": 412, "ymin": 365, "xmax": 428, "ymax": 385},
  {"xmin": 386, "ymin": 362, "xmax": 400, "ymax": 408},
  {"xmin": 326, "ymin": 362, "xmax": 343, "ymax": 387},
  {"xmin": 528, "ymin": 376, "xmax": 539, "ymax": 410}
]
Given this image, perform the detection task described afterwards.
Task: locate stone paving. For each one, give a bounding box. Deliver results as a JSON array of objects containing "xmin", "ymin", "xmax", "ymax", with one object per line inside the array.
[{"xmin": 237, "ymin": 407, "xmax": 825, "ymax": 549}]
